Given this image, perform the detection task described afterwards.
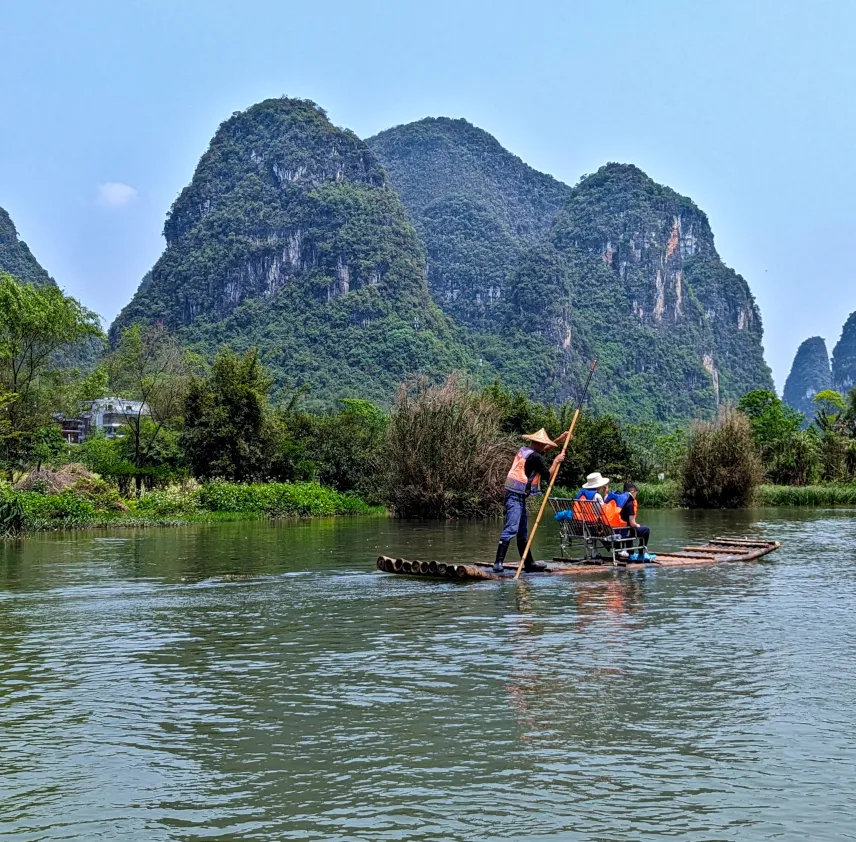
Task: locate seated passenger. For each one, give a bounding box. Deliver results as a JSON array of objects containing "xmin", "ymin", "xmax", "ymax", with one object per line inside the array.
[
  {"xmin": 572, "ymin": 472, "xmax": 609, "ymax": 521},
  {"xmin": 605, "ymin": 482, "xmax": 656, "ymax": 562}
]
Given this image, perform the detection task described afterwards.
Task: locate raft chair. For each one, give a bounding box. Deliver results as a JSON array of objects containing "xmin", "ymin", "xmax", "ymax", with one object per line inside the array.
[{"xmin": 549, "ymin": 498, "xmax": 643, "ymax": 565}]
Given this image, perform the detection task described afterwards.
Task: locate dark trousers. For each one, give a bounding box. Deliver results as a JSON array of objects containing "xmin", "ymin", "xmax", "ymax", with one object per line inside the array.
[
  {"xmin": 499, "ymin": 492, "xmax": 531, "ymax": 558},
  {"xmin": 621, "ymin": 525, "xmax": 650, "ymax": 548}
]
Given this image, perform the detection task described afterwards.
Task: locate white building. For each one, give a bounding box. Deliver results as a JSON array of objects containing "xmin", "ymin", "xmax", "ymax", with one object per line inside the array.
[{"xmin": 83, "ymin": 397, "xmax": 151, "ymax": 439}]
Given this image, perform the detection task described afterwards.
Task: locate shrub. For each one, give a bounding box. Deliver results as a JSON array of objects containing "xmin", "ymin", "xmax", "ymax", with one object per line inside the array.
[
  {"xmin": 197, "ymin": 481, "xmax": 375, "ymax": 517},
  {"xmin": 132, "ymin": 488, "xmax": 201, "ymax": 517},
  {"xmin": 767, "ymin": 429, "xmax": 821, "ymax": 486},
  {"xmin": 0, "ymin": 488, "xmax": 25, "ymax": 536},
  {"xmin": 17, "ymin": 490, "xmax": 99, "ymax": 530},
  {"xmin": 679, "ymin": 408, "xmax": 762, "ymax": 508},
  {"xmin": 384, "ymin": 377, "xmax": 515, "ymax": 518}
]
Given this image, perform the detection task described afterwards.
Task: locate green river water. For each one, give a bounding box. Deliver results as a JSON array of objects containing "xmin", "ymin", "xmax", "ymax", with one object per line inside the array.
[{"xmin": 1, "ymin": 508, "xmax": 855, "ymax": 841}]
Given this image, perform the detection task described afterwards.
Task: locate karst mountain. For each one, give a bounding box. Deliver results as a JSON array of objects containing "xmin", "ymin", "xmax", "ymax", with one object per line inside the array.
[
  {"xmin": 783, "ymin": 337, "xmax": 833, "ymax": 422},
  {"xmin": 0, "ymin": 206, "xmax": 55, "ymax": 287},
  {"xmin": 112, "ymin": 98, "xmax": 775, "ymax": 420},
  {"xmin": 784, "ymin": 313, "xmax": 856, "ymax": 419},
  {"xmin": 111, "ymin": 98, "xmax": 473, "ymax": 408}
]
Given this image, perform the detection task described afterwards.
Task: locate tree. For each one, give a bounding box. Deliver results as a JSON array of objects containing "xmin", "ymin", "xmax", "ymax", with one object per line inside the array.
[
  {"xmin": 811, "ymin": 390, "xmax": 854, "ymax": 482},
  {"xmin": 812, "ymin": 389, "xmax": 846, "ymax": 435},
  {"xmin": 301, "ymin": 399, "xmax": 387, "ymax": 497},
  {"xmin": 551, "ymin": 412, "xmax": 634, "ymax": 488},
  {"xmin": 737, "ymin": 389, "xmax": 814, "ymax": 484},
  {"xmin": 105, "ymin": 324, "xmax": 195, "ymax": 492},
  {"xmin": 738, "ymin": 389, "xmax": 803, "ymax": 452},
  {"xmin": 181, "ymin": 347, "xmax": 277, "ymax": 482},
  {"xmin": 0, "ymin": 273, "xmax": 102, "ymax": 478}
]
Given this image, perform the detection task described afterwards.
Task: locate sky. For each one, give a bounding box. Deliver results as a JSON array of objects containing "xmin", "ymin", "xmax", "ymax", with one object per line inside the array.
[{"xmin": 2, "ymin": 0, "xmax": 854, "ymax": 390}]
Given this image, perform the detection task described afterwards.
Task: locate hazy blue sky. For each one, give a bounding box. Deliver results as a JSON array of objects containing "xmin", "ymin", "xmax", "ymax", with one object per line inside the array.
[{"xmin": 2, "ymin": 0, "xmax": 853, "ymax": 388}]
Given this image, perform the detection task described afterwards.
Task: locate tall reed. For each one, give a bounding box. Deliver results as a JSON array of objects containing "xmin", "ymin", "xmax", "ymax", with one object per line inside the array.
[
  {"xmin": 680, "ymin": 408, "xmax": 762, "ymax": 508},
  {"xmin": 755, "ymin": 484, "xmax": 856, "ymax": 507},
  {"xmin": 384, "ymin": 377, "xmax": 515, "ymax": 518}
]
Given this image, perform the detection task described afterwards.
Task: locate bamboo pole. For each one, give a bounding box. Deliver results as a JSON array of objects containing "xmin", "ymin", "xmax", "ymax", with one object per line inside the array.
[{"xmin": 513, "ymin": 361, "xmax": 597, "ymax": 581}]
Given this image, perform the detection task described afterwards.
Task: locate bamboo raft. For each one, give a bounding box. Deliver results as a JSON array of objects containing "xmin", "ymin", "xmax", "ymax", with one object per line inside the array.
[{"xmin": 376, "ymin": 537, "xmax": 780, "ymax": 581}]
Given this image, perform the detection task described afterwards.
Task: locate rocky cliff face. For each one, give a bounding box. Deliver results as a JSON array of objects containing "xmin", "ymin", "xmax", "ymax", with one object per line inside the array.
[
  {"xmin": 368, "ymin": 130, "xmax": 773, "ymax": 420},
  {"xmin": 111, "ymin": 98, "xmax": 473, "ymax": 407},
  {"xmin": 0, "ymin": 206, "xmax": 54, "ymax": 286},
  {"xmin": 544, "ymin": 164, "xmax": 773, "ymax": 418},
  {"xmin": 783, "ymin": 337, "xmax": 832, "ymax": 421},
  {"xmin": 832, "ymin": 311, "xmax": 856, "ymax": 394},
  {"xmin": 111, "ymin": 102, "xmax": 774, "ymax": 419}
]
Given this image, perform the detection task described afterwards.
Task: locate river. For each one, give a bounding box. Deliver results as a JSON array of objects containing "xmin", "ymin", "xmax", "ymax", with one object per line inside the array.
[{"xmin": 1, "ymin": 508, "xmax": 855, "ymax": 841}]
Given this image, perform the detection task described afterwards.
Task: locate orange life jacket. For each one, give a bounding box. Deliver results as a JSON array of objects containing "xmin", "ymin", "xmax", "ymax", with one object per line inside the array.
[
  {"xmin": 572, "ymin": 488, "xmax": 602, "ymax": 522},
  {"xmin": 504, "ymin": 447, "xmax": 541, "ymax": 495},
  {"xmin": 602, "ymin": 491, "xmax": 637, "ymax": 528}
]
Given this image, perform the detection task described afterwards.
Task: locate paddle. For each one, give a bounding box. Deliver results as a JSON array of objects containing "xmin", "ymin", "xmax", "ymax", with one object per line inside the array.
[{"xmin": 513, "ymin": 360, "xmax": 598, "ymax": 580}]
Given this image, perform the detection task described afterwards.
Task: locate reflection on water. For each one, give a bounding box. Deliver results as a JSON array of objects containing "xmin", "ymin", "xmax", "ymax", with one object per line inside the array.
[{"xmin": 2, "ymin": 509, "xmax": 856, "ymax": 841}]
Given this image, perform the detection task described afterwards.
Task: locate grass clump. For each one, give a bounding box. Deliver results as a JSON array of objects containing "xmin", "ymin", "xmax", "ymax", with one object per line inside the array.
[
  {"xmin": 680, "ymin": 408, "xmax": 762, "ymax": 508},
  {"xmin": 636, "ymin": 481, "xmax": 679, "ymax": 508},
  {"xmin": 754, "ymin": 484, "xmax": 856, "ymax": 507},
  {"xmin": 197, "ymin": 481, "xmax": 380, "ymax": 517},
  {"xmin": 384, "ymin": 377, "xmax": 515, "ymax": 518}
]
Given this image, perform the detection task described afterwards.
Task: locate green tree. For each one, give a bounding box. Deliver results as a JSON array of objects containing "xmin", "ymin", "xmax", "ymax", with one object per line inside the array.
[
  {"xmin": 299, "ymin": 399, "xmax": 387, "ymax": 497},
  {"xmin": 558, "ymin": 413, "xmax": 634, "ymax": 488},
  {"xmin": 738, "ymin": 389, "xmax": 803, "ymax": 451},
  {"xmin": 624, "ymin": 421, "xmax": 687, "ymax": 481},
  {"xmin": 0, "ymin": 273, "xmax": 102, "ymax": 478},
  {"xmin": 813, "ymin": 389, "xmax": 846, "ymax": 434},
  {"xmin": 30, "ymin": 425, "xmax": 67, "ymax": 470},
  {"xmin": 737, "ymin": 389, "xmax": 816, "ymax": 484},
  {"xmin": 811, "ymin": 390, "xmax": 853, "ymax": 482},
  {"xmin": 106, "ymin": 324, "xmax": 195, "ymax": 492},
  {"xmin": 181, "ymin": 347, "xmax": 277, "ymax": 481}
]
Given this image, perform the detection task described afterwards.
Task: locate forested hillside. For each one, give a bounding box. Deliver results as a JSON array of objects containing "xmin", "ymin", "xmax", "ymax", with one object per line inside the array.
[
  {"xmin": 111, "ymin": 98, "xmax": 476, "ymax": 408},
  {"xmin": 111, "ymin": 101, "xmax": 774, "ymax": 420},
  {"xmin": 368, "ymin": 118, "xmax": 570, "ymax": 329},
  {"xmin": 543, "ymin": 164, "xmax": 773, "ymax": 418},
  {"xmin": 0, "ymin": 206, "xmax": 54, "ymax": 286},
  {"xmin": 370, "ymin": 118, "xmax": 773, "ymax": 420}
]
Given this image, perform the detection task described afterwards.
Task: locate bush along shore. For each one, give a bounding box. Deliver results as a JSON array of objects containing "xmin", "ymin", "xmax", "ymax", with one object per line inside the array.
[
  {"xmin": 1, "ymin": 268, "xmax": 856, "ymax": 535},
  {"xmin": 5, "ymin": 476, "xmax": 856, "ymax": 537},
  {"xmin": 0, "ymin": 479, "xmax": 381, "ymax": 536}
]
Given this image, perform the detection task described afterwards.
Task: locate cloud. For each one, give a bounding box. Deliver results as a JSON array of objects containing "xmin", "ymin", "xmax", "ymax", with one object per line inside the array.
[{"xmin": 97, "ymin": 182, "xmax": 138, "ymax": 207}]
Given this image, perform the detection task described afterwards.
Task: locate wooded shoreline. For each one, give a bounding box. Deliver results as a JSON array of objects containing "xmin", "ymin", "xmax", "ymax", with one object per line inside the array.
[{"xmin": 2, "ymin": 479, "xmax": 855, "ymax": 537}]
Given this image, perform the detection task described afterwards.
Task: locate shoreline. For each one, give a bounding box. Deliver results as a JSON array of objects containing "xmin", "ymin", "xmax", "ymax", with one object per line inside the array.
[{"xmin": 3, "ymin": 481, "xmax": 855, "ymax": 538}]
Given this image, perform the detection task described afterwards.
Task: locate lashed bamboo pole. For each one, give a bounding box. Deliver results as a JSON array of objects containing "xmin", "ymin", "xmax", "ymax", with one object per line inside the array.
[{"xmin": 513, "ymin": 361, "xmax": 597, "ymax": 580}]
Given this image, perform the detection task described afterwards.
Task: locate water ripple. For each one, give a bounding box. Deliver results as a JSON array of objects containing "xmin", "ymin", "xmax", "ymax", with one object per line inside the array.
[{"xmin": 1, "ymin": 510, "xmax": 856, "ymax": 840}]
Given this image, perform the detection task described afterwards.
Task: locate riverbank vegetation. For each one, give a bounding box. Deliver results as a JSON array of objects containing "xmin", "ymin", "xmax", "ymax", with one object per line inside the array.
[{"xmin": 2, "ymin": 272, "xmax": 856, "ymax": 534}]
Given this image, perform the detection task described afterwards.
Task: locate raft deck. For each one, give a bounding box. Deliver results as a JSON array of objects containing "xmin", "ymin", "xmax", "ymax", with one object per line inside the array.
[{"xmin": 376, "ymin": 537, "xmax": 780, "ymax": 581}]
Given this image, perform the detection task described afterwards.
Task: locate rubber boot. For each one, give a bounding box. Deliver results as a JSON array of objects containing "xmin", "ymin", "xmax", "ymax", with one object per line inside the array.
[
  {"xmin": 518, "ymin": 538, "xmax": 547, "ymax": 572},
  {"xmin": 493, "ymin": 540, "xmax": 510, "ymax": 573}
]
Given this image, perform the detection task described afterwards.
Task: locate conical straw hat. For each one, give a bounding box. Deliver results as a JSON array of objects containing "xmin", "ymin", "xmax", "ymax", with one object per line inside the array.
[{"xmin": 521, "ymin": 428, "xmax": 558, "ymax": 449}]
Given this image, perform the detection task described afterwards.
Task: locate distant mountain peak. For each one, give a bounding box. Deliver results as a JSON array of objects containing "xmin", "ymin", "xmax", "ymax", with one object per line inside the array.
[
  {"xmin": 0, "ymin": 205, "xmax": 54, "ymax": 287},
  {"xmin": 783, "ymin": 336, "xmax": 832, "ymax": 421},
  {"xmin": 832, "ymin": 311, "xmax": 856, "ymax": 394},
  {"xmin": 111, "ymin": 97, "xmax": 471, "ymax": 408}
]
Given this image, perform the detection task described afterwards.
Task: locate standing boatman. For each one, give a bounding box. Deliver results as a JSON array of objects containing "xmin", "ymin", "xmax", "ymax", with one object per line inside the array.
[{"xmin": 493, "ymin": 428, "xmax": 566, "ymax": 573}]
